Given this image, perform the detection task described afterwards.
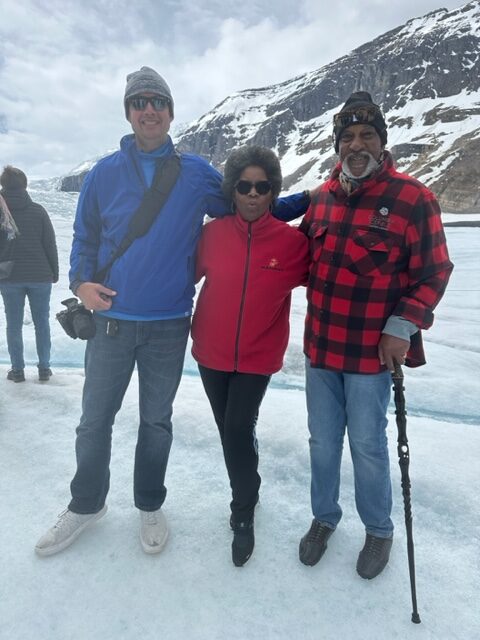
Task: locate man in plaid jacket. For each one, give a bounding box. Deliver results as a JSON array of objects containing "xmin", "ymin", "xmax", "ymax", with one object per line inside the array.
[{"xmin": 298, "ymin": 91, "xmax": 453, "ymax": 579}]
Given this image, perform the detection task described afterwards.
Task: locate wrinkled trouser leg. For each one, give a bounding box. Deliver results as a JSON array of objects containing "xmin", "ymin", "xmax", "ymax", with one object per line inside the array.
[
  {"xmin": 198, "ymin": 366, "xmax": 270, "ymax": 522},
  {"xmin": 306, "ymin": 362, "xmax": 346, "ymax": 529},
  {"xmin": 0, "ymin": 283, "xmax": 26, "ymax": 370},
  {"xmin": 133, "ymin": 317, "xmax": 189, "ymax": 511},
  {"xmin": 306, "ymin": 359, "xmax": 393, "ymax": 537},
  {"xmin": 26, "ymin": 282, "xmax": 52, "ymax": 369},
  {"xmin": 344, "ymin": 370, "xmax": 393, "ymax": 537},
  {"xmin": 69, "ymin": 315, "xmax": 189, "ymax": 514}
]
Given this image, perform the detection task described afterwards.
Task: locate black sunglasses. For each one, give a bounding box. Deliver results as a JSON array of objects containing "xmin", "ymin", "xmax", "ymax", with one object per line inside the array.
[
  {"xmin": 333, "ymin": 105, "xmax": 380, "ymax": 128},
  {"xmin": 128, "ymin": 95, "xmax": 170, "ymax": 111},
  {"xmin": 235, "ymin": 180, "xmax": 272, "ymax": 195}
]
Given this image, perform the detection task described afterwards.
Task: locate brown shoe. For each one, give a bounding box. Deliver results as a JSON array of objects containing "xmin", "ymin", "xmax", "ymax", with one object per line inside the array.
[
  {"xmin": 356, "ymin": 533, "xmax": 393, "ymax": 579},
  {"xmin": 7, "ymin": 369, "xmax": 25, "ymax": 383},
  {"xmin": 299, "ymin": 519, "xmax": 334, "ymax": 566}
]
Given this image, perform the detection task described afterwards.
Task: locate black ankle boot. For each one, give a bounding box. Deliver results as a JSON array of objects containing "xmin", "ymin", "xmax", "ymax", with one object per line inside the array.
[{"xmin": 231, "ymin": 517, "xmax": 254, "ymax": 567}]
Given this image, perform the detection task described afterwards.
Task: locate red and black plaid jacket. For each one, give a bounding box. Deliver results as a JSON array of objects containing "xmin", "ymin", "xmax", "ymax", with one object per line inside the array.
[{"xmin": 300, "ymin": 152, "xmax": 453, "ymax": 374}]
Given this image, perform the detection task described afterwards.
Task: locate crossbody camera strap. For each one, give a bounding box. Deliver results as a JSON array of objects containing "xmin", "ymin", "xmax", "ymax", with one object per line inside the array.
[{"xmin": 93, "ymin": 151, "xmax": 181, "ymax": 284}]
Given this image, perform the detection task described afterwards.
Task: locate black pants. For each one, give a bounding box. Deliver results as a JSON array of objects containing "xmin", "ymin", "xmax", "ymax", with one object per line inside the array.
[{"xmin": 198, "ymin": 365, "xmax": 271, "ymax": 522}]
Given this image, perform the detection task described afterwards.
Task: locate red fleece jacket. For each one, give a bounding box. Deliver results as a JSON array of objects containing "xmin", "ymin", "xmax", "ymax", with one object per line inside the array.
[{"xmin": 191, "ymin": 211, "xmax": 309, "ymax": 375}]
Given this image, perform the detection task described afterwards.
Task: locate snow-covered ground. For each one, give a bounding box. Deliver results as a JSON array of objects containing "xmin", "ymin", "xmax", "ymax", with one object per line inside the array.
[{"xmin": 0, "ymin": 192, "xmax": 479, "ymax": 639}]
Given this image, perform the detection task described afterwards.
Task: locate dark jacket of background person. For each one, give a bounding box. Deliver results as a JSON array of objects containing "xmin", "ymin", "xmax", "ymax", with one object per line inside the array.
[{"xmin": 0, "ymin": 187, "xmax": 58, "ymax": 283}]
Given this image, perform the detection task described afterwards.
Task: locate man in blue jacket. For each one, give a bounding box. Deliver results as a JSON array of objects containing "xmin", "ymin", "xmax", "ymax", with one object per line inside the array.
[{"xmin": 35, "ymin": 66, "xmax": 309, "ymax": 556}]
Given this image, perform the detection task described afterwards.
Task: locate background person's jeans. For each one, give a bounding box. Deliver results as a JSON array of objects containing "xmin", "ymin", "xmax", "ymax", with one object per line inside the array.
[
  {"xmin": 305, "ymin": 360, "xmax": 394, "ymax": 538},
  {"xmin": 0, "ymin": 282, "xmax": 52, "ymax": 370},
  {"xmin": 69, "ymin": 314, "xmax": 190, "ymax": 514}
]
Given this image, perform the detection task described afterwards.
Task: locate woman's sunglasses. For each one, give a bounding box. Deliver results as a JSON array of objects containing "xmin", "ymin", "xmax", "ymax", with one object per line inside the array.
[{"xmin": 235, "ymin": 180, "xmax": 272, "ymax": 195}]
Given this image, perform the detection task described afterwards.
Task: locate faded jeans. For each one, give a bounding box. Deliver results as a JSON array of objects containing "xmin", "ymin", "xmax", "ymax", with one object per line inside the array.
[
  {"xmin": 69, "ymin": 314, "xmax": 190, "ymax": 514},
  {"xmin": 0, "ymin": 282, "xmax": 52, "ymax": 370},
  {"xmin": 305, "ymin": 359, "xmax": 394, "ymax": 538}
]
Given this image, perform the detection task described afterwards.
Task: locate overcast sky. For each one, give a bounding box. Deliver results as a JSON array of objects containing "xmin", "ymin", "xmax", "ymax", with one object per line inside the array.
[{"xmin": 0, "ymin": 0, "xmax": 466, "ymax": 179}]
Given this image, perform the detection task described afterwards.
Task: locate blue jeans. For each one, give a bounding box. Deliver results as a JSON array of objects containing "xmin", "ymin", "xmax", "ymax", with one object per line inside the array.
[
  {"xmin": 305, "ymin": 359, "xmax": 393, "ymax": 538},
  {"xmin": 0, "ymin": 282, "xmax": 52, "ymax": 370},
  {"xmin": 69, "ymin": 314, "xmax": 190, "ymax": 514}
]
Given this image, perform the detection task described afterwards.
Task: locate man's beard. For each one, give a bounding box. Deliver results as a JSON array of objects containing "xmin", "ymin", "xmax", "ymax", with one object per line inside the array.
[{"xmin": 341, "ymin": 152, "xmax": 380, "ymax": 180}]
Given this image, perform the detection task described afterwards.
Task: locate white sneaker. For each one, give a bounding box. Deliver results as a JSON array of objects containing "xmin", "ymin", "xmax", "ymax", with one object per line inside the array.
[
  {"xmin": 140, "ymin": 508, "xmax": 168, "ymax": 554},
  {"xmin": 35, "ymin": 505, "xmax": 107, "ymax": 557}
]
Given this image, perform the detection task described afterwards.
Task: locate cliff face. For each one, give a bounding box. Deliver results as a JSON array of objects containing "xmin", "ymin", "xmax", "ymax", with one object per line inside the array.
[
  {"xmin": 59, "ymin": 172, "xmax": 88, "ymax": 192},
  {"xmin": 60, "ymin": 2, "xmax": 480, "ymax": 212},
  {"xmin": 174, "ymin": 1, "xmax": 480, "ymax": 213}
]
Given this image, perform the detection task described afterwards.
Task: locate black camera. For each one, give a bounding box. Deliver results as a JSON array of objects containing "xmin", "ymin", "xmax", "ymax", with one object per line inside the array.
[{"xmin": 56, "ymin": 297, "xmax": 96, "ymax": 340}]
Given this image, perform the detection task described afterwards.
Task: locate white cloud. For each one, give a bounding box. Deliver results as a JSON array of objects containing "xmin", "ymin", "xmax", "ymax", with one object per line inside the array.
[{"xmin": 0, "ymin": 0, "xmax": 465, "ymax": 178}]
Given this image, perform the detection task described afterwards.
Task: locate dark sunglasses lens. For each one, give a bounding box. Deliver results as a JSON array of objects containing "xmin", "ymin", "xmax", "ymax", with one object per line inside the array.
[
  {"xmin": 255, "ymin": 181, "xmax": 271, "ymax": 195},
  {"xmin": 235, "ymin": 181, "xmax": 252, "ymax": 194},
  {"xmin": 130, "ymin": 96, "xmax": 168, "ymax": 111},
  {"xmin": 130, "ymin": 97, "xmax": 147, "ymax": 110},
  {"xmin": 151, "ymin": 97, "xmax": 168, "ymax": 110},
  {"xmin": 235, "ymin": 180, "xmax": 271, "ymax": 195}
]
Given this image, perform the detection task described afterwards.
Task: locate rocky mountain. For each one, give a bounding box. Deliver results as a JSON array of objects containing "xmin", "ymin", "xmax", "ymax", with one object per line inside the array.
[
  {"xmin": 61, "ymin": 1, "xmax": 480, "ymax": 213},
  {"xmin": 57, "ymin": 151, "xmax": 117, "ymax": 193}
]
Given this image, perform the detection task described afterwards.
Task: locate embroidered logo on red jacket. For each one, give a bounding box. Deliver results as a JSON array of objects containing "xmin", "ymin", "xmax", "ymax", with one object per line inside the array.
[{"xmin": 261, "ymin": 258, "xmax": 284, "ymax": 271}]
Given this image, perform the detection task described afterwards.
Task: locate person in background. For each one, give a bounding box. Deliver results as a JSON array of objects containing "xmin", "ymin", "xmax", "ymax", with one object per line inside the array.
[
  {"xmin": 298, "ymin": 91, "xmax": 453, "ymax": 579},
  {"xmin": 35, "ymin": 67, "xmax": 310, "ymax": 557},
  {"xmin": 191, "ymin": 146, "xmax": 310, "ymax": 566},
  {"xmin": 0, "ymin": 166, "xmax": 58, "ymax": 383}
]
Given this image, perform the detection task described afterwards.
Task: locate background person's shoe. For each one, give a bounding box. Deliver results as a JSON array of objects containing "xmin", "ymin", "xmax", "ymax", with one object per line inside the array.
[
  {"xmin": 299, "ymin": 518, "xmax": 334, "ymax": 566},
  {"xmin": 140, "ymin": 508, "xmax": 168, "ymax": 554},
  {"xmin": 35, "ymin": 505, "xmax": 107, "ymax": 556},
  {"xmin": 231, "ymin": 517, "xmax": 254, "ymax": 567},
  {"xmin": 38, "ymin": 368, "xmax": 52, "ymax": 381},
  {"xmin": 356, "ymin": 533, "xmax": 393, "ymax": 579},
  {"xmin": 7, "ymin": 369, "xmax": 25, "ymax": 383}
]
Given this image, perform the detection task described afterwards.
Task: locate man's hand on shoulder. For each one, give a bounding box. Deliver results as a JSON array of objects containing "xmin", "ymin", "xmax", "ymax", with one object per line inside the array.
[{"xmin": 77, "ymin": 283, "xmax": 117, "ymax": 311}]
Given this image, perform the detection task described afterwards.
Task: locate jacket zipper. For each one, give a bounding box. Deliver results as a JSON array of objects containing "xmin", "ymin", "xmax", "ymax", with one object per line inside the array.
[
  {"xmin": 234, "ymin": 222, "xmax": 252, "ymax": 370},
  {"xmin": 131, "ymin": 150, "xmax": 148, "ymax": 191}
]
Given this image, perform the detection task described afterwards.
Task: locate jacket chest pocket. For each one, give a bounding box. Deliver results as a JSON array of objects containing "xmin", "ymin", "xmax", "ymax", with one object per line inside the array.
[
  {"xmin": 346, "ymin": 229, "xmax": 396, "ymax": 276},
  {"xmin": 309, "ymin": 224, "xmax": 328, "ymax": 262}
]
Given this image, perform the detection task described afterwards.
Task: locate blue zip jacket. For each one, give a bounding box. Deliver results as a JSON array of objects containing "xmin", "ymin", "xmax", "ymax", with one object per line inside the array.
[{"xmin": 69, "ymin": 135, "xmax": 309, "ymax": 318}]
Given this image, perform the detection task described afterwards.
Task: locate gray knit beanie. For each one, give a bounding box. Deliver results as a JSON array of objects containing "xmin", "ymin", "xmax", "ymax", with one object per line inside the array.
[{"xmin": 124, "ymin": 66, "xmax": 174, "ymax": 119}]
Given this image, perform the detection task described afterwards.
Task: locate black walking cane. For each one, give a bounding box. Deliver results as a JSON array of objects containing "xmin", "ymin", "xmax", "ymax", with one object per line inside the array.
[{"xmin": 391, "ymin": 362, "xmax": 421, "ymax": 624}]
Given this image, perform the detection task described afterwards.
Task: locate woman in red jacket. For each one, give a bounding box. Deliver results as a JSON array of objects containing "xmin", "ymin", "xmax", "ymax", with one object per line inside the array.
[{"xmin": 191, "ymin": 146, "xmax": 309, "ymax": 567}]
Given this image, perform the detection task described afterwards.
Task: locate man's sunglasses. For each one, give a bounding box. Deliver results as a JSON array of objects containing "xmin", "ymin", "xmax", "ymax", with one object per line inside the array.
[
  {"xmin": 128, "ymin": 95, "xmax": 170, "ymax": 111},
  {"xmin": 235, "ymin": 180, "xmax": 272, "ymax": 195},
  {"xmin": 333, "ymin": 105, "xmax": 380, "ymax": 128}
]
